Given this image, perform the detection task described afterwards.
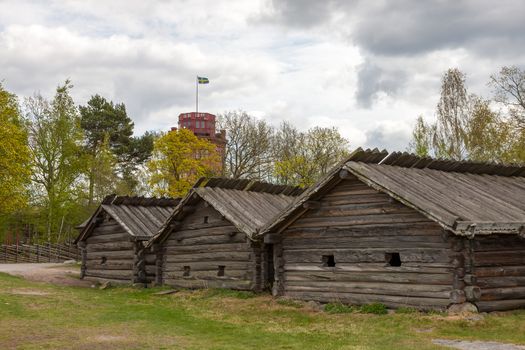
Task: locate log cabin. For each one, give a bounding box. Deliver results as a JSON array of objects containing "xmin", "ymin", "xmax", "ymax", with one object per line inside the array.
[
  {"xmin": 259, "ymin": 148, "xmax": 525, "ymax": 312},
  {"xmin": 148, "ymin": 178, "xmax": 303, "ymax": 291},
  {"xmin": 75, "ymin": 195, "xmax": 179, "ymax": 284}
]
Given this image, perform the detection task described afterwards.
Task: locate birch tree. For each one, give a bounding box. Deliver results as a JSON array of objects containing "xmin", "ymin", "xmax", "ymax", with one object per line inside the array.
[{"xmin": 25, "ymin": 80, "xmax": 85, "ymax": 240}]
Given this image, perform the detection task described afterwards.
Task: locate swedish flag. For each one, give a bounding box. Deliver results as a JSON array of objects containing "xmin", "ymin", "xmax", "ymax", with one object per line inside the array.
[{"xmin": 197, "ymin": 76, "xmax": 209, "ymax": 84}]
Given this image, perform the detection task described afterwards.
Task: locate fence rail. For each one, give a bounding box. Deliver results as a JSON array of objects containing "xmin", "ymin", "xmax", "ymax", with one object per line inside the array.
[{"xmin": 0, "ymin": 243, "xmax": 79, "ymax": 263}]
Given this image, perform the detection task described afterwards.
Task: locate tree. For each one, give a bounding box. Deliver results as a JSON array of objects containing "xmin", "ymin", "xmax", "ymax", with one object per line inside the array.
[
  {"xmin": 79, "ymin": 95, "xmax": 154, "ymax": 203},
  {"xmin": 90, "ymin": 134, "xmax": 118, "ymax": 203},
  {"xmin": 0, "ymin": 83, "xmax": 31, "ymax": 217},
  {"xmin": 465, "ymin": 97, "xmax": 510, "ymax": 162},
  {"xmin": 490, "ymin": 66, "xmax": 525, "ymax": 128},
  {"xmin": 147, "ymin": 128, "xmax": 221, "ymax": 197},
  {"xmin": 219, "ymin": 111, "xmax": 274, "ymax": 180},
  {"xmin": 25, "ymin": 80, "xmax": 85, "ymax": 241},
  {"xmin": 408, "ymin": 116, "xmax": 431, "ymax": 157},
  {"xmin": 273, "ymin": 124, "xmax": 350, "ymax": 187},
  {"xmin": 409, "ymin": 67, "xmax": 524, "ymax": 164},
  {"xmin": 432, "ymin": 68, "xmax": 470, "ymax": 160}
]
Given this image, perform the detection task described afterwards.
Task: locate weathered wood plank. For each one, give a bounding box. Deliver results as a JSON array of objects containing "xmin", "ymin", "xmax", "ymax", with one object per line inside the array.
[
  {"xmin": 289, "ymin": 213, "xmax": 434, "ymax": 228},
  {"xmin": 283, "ymin": 291, "xmax": 450, "ymax": 309},
  {"xmin": 163, "ymin": 261, "xmax": 249, "ymax": 271},
  {"xmin": 285, "ymin": 282, "xmax": 451, "ymax": 299},
  {"xmin": 162, "ymin": 279, "xmax": 252, "ymax": 290},
  {"xmin": 283, "ymin": 271, "xmax": 454, "ymax": 285},
  {"xmin": 282, "ymin": 249, "xmax": 451, "ymax": 264},
  {"xmin": 86, "ymin": 232, "xmax": 130, "ymax": 244},
  {"xmin": 86, "ymin": 241, "xmax": 134, "ymax": 252},
  {"xmin": 86, "ymin": 250, "xmax": 135, "ymax": 259},
  {"xmin": 165, "ymin": 251, "xmax": 251, "ymax": 263}
]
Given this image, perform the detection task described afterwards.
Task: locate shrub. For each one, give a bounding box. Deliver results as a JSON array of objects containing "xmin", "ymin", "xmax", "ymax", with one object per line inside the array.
[
  {"xmin": 360, "ymin": 303, "xmax": 388, "ymax": 315},
  {"xmin": 324, "ymin": 302, "xmax": 355, "ymax": 314}
]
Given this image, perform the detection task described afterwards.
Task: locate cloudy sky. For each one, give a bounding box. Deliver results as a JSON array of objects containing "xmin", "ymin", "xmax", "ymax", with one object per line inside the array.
[{"xmin": 1, "ymin": 0, "xmax": 524, "ymax": 151}]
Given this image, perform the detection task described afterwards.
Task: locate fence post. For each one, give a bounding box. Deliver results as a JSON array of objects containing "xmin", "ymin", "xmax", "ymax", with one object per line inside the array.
[
  {"xmin": 48, "ymin": 242, "xmax": 51, "ymax": 263},
  {"xmin": 37, "ymin": 244, "xmax": 40, "ymax": 263},
  {"xmin": 15, "ymin": 241, "xmax": 18, "ymax": 263}
]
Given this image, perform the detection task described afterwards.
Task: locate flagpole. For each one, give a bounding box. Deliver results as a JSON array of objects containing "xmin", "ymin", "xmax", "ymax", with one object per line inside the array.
[{"xmin": 196, "ymin": 76, "xmax": 198, "ymax": 114}]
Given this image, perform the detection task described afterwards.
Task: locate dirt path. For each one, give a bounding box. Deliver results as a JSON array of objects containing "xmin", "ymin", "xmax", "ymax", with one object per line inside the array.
[
  {"xmin": 433, "ymin": 339, "xmax": 525, "ymax": 350},
  {"xmin": 0, "ymin": 263, "xmax": 92, "ymax": 287}
]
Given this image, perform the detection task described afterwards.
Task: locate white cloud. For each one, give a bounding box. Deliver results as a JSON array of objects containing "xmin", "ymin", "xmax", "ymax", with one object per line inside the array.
[{"xmin": 1, "ymin": 0, "xmax": 524, "ymax": 151}]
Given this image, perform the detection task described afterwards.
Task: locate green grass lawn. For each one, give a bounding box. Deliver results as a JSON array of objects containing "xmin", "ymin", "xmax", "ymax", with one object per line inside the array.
[{"xmin": 1, "ymin": 272, "xmax": 525, "ymax": 349}]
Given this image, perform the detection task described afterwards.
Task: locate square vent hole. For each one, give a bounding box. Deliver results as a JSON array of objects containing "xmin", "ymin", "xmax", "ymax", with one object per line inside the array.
[
  {"xmin": 322, "ymin": 255, "xmax": 336, "ymax": 267},
  {"xmin": 385, "ymin": 252, "xmax": 402, "ymax": 267}
]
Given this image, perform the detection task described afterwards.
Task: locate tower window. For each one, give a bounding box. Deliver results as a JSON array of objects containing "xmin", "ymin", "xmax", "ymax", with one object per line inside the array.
[
  {"xmin": 203, "ymin": 216, "xmax": 209, "ymax": 224},
  {"xmin": 322, "ymin": 255, "xmax": 336, "ymax": 267},
  {"xmin": 386, "ymin": 252, "xmax": 402, "ymax": 267},
  {"xmin": 100, "ymin": 256, "xmax": 107, "ymax": 265},
  {"xmin": 218, "ymin": 265, "xmax": 225, "ymax": 277},
  {"xmin": 183, "ymin": 266, "xmax": 191, "ymax": 277}
]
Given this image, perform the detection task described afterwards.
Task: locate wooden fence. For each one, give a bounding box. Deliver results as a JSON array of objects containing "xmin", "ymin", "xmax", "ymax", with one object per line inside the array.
[{"xmin": 0, "ymin": 243, "xmax": 80, "ymax": 263}]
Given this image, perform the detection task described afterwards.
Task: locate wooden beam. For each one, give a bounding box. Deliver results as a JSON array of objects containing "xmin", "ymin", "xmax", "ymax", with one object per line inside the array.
[
  {"xmin": 169, "ymin": 221, "xmax": 181, "ymax": 229},
  {"xmin": 339, "ymin": 169, "xmax": 351, "ymax": 179},
  {"xmin": 302, "ymin": 201, "xmax": 321, "ymax": 210},
  {"xmin": 182, "ymin": 206, "xmax": 196, "ymax": 214},
  {"xmin": 264, "ymin": 233, "xmax": 281, "ymax": 244}
]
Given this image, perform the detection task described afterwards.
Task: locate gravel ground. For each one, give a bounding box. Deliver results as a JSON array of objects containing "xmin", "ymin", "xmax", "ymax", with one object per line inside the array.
[
  {"xmin": 433, "ymin": 339, "xmax": 525, "ymax": 350},
  {"xmin": 0, "ymin": 263, "xmax": 91, "ymax": 287}
]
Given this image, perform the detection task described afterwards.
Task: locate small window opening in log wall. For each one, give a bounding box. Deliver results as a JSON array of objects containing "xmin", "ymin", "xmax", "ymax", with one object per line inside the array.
[
  {"xmin": 322, "ymin": 255, "xmax": 336, "ymax": 267},
  {"xmin": 218, "ymin": 265, "xmax": 225, "ymax": 276},
  {"xmin": 386, "ymin": 252, "xmax": 402, "ymax": 267},
  {"xmin": 100, "ymin": 256, "xmax": 107, "ymax": 265},
  {"xmin": 183, "ymin": 266, "xmax": 191, "ymax": 277},
  {"xmin": 203, "ymin": 216, "xmax": 209, "ymax": 224}
]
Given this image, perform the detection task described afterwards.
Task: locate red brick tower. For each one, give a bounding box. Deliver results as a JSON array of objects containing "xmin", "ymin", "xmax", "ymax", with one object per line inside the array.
[{"xmin": 172, "ymin": 112, "xmax": 227, "ymax": 168}]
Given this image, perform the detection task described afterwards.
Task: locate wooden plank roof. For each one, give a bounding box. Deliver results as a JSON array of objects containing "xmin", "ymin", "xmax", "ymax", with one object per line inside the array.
[
  {"xmin": 259, "ymin": 148, "xmax": 525, "ymax": 237},
  {"xmin": 258, "ymin": 147, "xmax": 388, "ymax": 236},
  {"xmin": 345, "ymin": 161, "xmax": 525, "ymax": 236},
  {"xmin": 149, "ymin": 177, "xmax": 304, "ymax": 245},
  {"xmin": 75, "ymin": 195, "xmax": 180, "ymax": 243}
]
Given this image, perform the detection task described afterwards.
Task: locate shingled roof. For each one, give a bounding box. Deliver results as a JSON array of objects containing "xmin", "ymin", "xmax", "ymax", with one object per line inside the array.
[
  {"xmin": 75, "ymin": 195, "xmax": 180, "ymax": 243},
  {"xmin": 149, "ymin": 177, "xmax": 304, "ymax": 245},
  {"xmin": 260, "ymin": 148, "xmax": 525, "ymax": 237}
]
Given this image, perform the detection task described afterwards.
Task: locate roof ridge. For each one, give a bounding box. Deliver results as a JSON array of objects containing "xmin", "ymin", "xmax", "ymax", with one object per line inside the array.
[
  {"xmin": 360, "ymin": 151, "xmax": 525, "ymax": 177},
  {"xmin": 193, "ymin": 177, "xmax": 305, "ymax": 196},
  {"xmin": 101, "ymin": 194, "xmax": 180, "ymax": 207}
]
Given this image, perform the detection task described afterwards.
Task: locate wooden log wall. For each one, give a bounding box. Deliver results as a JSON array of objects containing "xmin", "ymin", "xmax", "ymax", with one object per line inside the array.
[
  {"xmin": 472, "ymin": 234, "xmax": 525, "ymax": 312},
  {"xmin": 275, "ymin": 177, "xmax": 456, "ymax": 310},
  {"xmin": 161, "ymin": 201, "xmax": 260, "ymax": 290},
  {"xmin": 83, "ymin": 215, "xmax": 134, "ymax": 283}
]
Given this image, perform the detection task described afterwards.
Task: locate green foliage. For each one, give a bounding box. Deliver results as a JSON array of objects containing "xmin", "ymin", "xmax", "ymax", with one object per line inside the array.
[
  {"xmin": 0, "ymin": 83, "xmax": 31, "ymax": 218},
  {"xmin": 79, "ymin": 94, "xmax": 134, "ymax": 159},
  {"xmin": 409, "ymin": 116, "xmax": 431, "ymax": 157},
  {"xmin": 273, "ymin": 123, "xmax": 350, "ymax": 187},
  {"xmin": 324, "ymin": 302, "xmax": 355, "ymax": 314},
  {"xmin": 25, "ymin": 80, "xmax": 86, "ymax": 241},
  {"xmin": 79, "ymin": 95, "xmax": 154, "ymax": 203},
  {"xmin": 409, "ymin": 67, "xmax": 525, "ymax": 164},
  {"xmin": 148, "ymin": 128, "xmax": 221, "ymax": 198},
  {"xmin": 359, "ymin": 303, "xmax": 388, "ymax": 315}
]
